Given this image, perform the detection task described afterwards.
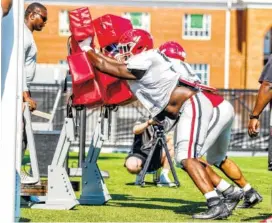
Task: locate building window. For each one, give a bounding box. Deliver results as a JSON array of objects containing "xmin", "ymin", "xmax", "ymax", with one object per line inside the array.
[
  {"xmin": 183, "ymin": 14, "xmax": 211, "ymax": 40},
  {"xmin": 190, "ymin": 64, "xmax": 210, "ymax": 85},
  {"xmin": 59, "ymin": 10, "xmax": 70, "ymax": 36},
  {"xmin": 122, "ymin": 12, "xmax": 150, "ymax": 32}
]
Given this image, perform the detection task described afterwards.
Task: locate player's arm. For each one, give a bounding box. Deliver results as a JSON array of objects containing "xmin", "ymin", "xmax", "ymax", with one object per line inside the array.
[
  {"xmin": 79, "ymin": 37, "xmax": 147, "ymax": 80},
  {"xmin": 97, "ymin": 52, "xmax": 123, "ymax": 66},
  {"xmin": 86, "ymin": 50, "xmax": 137, "ymax": 80}
]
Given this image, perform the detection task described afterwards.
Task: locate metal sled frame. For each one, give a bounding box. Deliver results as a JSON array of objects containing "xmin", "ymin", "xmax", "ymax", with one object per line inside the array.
[
  {"xmin": 22, "ymin": 103, "xmax": 41, "ymax": 184},
  {"xmin": 31, "ymin": 117, "xmax": 79, "ymax": 210},
  {"xmin": 138, "ymin": 125, "xmax": 180, "ymax": 187},
  {"xmin": 78, "ymin": 106, "xmax": 111, "ymax": 205},
  {"xmin": 32, "ymin": 106, "xmax": 111, "ymax": 210}
]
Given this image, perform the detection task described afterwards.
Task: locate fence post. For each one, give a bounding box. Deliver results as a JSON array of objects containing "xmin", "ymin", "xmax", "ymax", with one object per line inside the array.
[
  {"xmin": 78, "ymin": 107, "xmax": 87, "ymax": 167},
  {"xmin": 269, "ymin": 101, "xmax": 272, "ymax": 171},
  {"xmin": 110, "ymin": 109, "xmax": 118, "ymax": 144}
]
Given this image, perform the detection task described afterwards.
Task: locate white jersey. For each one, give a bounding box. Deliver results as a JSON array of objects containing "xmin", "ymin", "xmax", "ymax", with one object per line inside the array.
[
  {"xmin": 126, "ymin": 49, "xmax": 180, "ymax": 117},
  {"xmin": 169, "ymin": 58, "xmax": 201, "ymax": 83}
]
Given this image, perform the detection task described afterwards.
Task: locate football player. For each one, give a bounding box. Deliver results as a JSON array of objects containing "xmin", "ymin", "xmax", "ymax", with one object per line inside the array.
[
  {"xmin": 160, "ymin": 41, "xmax": 263, "ymax": 210},
  {"xmin": 78, "ymin": 29, "xmax": 253, "ymax": 219}
]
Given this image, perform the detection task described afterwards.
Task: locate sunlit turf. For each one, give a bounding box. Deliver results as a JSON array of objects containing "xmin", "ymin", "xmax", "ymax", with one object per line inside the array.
[{"xmin": 21, "ymin": 153, "xmax": 272, "ymax": 222}]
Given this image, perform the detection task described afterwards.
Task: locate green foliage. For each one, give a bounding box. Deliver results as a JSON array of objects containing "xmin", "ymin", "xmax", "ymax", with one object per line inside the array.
[{"xmin": 21, "ymin": 154, "xmax": 272, "ymax": 222}]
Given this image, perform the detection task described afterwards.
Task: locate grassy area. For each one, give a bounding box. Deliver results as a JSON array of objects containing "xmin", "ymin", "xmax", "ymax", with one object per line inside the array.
[{"xmin": 21, "ymin": 153, "xmax": 272, "ymax": 222}]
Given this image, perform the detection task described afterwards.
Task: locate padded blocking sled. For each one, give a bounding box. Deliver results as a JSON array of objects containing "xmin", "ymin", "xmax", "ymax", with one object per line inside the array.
[
  {"xmin": 93, "ymin": 14, "xmax": 133, "ymax": 48},
  {"xmin": 68, "ymin": 9, "xmax": 133, "ymax": 107}
]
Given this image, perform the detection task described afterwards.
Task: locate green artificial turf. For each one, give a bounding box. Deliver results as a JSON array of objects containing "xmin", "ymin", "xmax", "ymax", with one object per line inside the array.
[{"xmin": 21, "ymin": 153, "xmax": 272, "ymax": 222}]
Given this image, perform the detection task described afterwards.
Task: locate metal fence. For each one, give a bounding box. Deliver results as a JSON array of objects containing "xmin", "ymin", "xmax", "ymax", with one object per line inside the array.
[{"xmin": 31, "ymin": 85, "xmax": 270, "ymax": 152}]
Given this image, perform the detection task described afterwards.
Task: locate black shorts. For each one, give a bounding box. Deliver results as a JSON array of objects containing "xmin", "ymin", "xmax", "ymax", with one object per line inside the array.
[{"xmin": 125, "ymin": 145, "xmax": 162, "ymax": 172}]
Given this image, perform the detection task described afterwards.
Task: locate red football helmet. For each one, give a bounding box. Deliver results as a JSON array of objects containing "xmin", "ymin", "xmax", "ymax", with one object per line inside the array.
[
  {"xmin": 116, "ymin": 29, "xmax": 154, "ymax": 61},
  {"xmin": 159, "ymin": 41, "xmax": 186, "ymax": 61}
]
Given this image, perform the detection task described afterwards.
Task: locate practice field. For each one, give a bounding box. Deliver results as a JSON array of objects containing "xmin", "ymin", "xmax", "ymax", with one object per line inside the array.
[{"xmin": 21, "ymin": 154, "xmax": 271, "ymax": 222}]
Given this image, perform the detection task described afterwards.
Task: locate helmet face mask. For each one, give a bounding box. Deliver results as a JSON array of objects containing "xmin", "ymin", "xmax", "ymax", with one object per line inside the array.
[
  {"xmin": 116, "ymin": 41, "xmax": 136, "ymax": 62},
  {"xmin": 115, "ymin": 29, "xmax": 153, "ymax": 62},
  {"xmin": 101, "ymin": 43, "xmax": 119, "ymax": 58}
]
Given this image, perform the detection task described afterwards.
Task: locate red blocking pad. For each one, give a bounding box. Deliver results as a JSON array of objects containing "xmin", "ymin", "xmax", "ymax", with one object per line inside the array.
[
  {"xmin": 67, "ymin": 51, "xmax": 95, "ymax": 85},
  {"xmin": 69, "ymin": 36, "xmax": 82, "ymax": 55},
  {"xmin": 69, "ymin": 7, "xmax": 95, "ymax": 42},
  {"xmin": 67, "ymin": 52, "xmax": 103, "ymax": 107},
  {"xmin": 95, "ymin": 71, "xmax": 133, "ymax": 105},
  {"xmin": 72, "ymin": 80, "xmax": 103, "ymax": 108},
  {"xmin": 93, "ymin": 14, "xmax": 133, "ymax": 48}
]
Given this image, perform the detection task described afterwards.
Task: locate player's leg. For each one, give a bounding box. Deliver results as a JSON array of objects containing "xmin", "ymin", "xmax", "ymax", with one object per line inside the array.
[
  {"xmin": 175, "ymin": 93, "xmax": 230, "ymax": 220},
  {"xmin": 204, "ymin": 100, "xmax": 261, "ymax": 209},
  {"xmin": 218, "ymin": 157, "xmax": 263, "ymax": 208},
  {"xmin": 203, "ymin": 101, "xmax": 245, "ymax": 186}
]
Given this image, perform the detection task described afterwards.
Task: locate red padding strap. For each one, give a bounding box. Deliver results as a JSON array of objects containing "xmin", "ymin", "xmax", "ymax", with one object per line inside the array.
[{"xmin": 179, "ymin": 77, "xmax": 217, "ymax": 92}]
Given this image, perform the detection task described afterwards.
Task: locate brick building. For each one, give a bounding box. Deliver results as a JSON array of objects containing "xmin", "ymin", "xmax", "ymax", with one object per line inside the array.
[{"xmin": 26, "ymin": 0, "xmax": 272, "ymax": 89}]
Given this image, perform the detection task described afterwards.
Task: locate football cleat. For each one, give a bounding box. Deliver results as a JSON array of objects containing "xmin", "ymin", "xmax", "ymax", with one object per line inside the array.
[
  {"xmin": 222, "ymin": 185, "xmax": 244, "ymax": 211},
  {"xmin": 238, "ymin": 188, "xmax": 263, "ymax": 208},
  {"xmin": 192, "ymin": 197, "xmax": 231, "ymax": 220}
]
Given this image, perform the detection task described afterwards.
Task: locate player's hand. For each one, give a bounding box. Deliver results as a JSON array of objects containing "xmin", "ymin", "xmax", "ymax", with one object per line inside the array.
[
  {"xmin": 248, "ymin": 118, "xmax": 260, "ymax": 138},
  {"xmin": 78, "ymin": 37, "xmax": 93, "ymax": 52},
  {"xmin": 24, "ymin": 97, "xmax": 37, "ymax": 111}
]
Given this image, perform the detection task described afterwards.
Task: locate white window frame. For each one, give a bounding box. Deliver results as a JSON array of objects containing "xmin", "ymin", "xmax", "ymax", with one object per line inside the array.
[
  {"xmin": 182, "ymin": 14, "xmax": 211, "ymax": 40},
  {"xmin": 122, "ymin": 12, "xmax": 151, "ymax": 32},
  {"xmin": 190, "ymin": 63, "xmax": 210, "ymax": 85},
  {"xmin": 59, "ymin": 10, "xmax": 70, "ymax": 36}
]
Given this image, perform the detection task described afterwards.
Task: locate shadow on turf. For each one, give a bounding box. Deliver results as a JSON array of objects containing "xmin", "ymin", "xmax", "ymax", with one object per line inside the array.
[
  {"xmin": 20, "ymin": 217, "xmax": 30, "ymax": 222},
  {"xmin": 241, "ymin": 213, "xmax": 272, "ymax": 222},
  {"xmin": 110, "ymin": 194, "xmax": 206, "ymax": 216},
  {"xmin": 69, "ymin": 154, "xmax": 125, "ymax": 160}
]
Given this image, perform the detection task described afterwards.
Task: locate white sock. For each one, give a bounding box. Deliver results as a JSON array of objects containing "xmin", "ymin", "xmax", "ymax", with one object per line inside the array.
[
  {"xmin": 204, "ymin": 190, "xmax": 218, "ymax": 200},
  {"xmin": 216, "ymin": 179, "xmax": 231, "ymax": 192},
  {"xmin": 242, "ymin": 183, "xmax": 252, "ymax": 192},
  {"xmin": 160, "ymin": 168, "xmax": 169, "ymax": 175}
]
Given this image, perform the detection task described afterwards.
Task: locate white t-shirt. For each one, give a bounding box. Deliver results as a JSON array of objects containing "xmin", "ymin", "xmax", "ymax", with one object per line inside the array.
[
  {"xmin": 23, "ymin": 24, "xmax": 37, "ymax": 91},
  {"xmin": 126, "ymin": 49, "xmax": 180, "ymax": 118}
]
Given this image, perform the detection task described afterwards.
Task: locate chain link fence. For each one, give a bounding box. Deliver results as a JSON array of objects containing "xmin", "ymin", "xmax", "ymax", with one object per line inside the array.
[{"xmin": 31, "ymin": 84, "xmax": 269, "ymax": 152}]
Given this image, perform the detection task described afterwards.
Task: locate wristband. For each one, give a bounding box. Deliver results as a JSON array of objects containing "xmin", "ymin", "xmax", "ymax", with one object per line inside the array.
[{"xmin": 249, "ymin": 114, "xmax": 259, "ymax": 120}]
